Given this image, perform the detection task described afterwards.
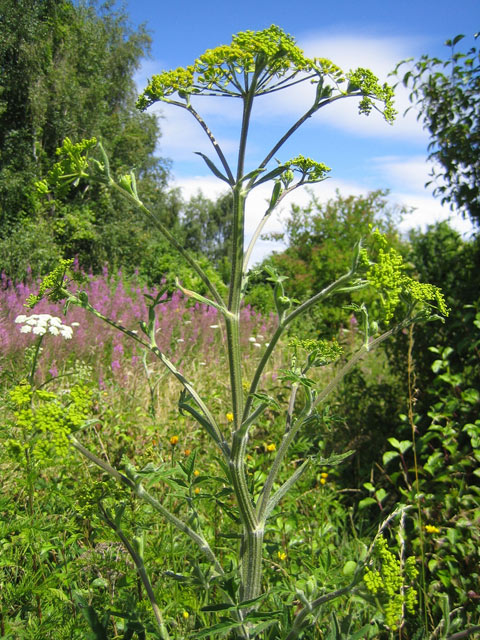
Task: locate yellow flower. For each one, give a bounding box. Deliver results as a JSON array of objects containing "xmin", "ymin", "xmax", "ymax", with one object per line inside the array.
[
  {"xmin": 320, "ymin": 477, "xmax": 327, "ymax": 485},
  {"xmin": 425, "ymin": 524, "xmax": 440, "ymax": 534},
  {"xmin": 265, "ymin": 443, "xmax": 276, "ymax": 452},
  {"xmin": 194, "ymin": 487, "xmax": 200, "ymax": 494},
  {"xmin": 184, "ymin": 448, "xmax": 191, "ymax": 456},
  {"xmin": 170, "ymin": 435, "xmax": 179, "ymax": 446},
  {"xmin": 277, "ymin": 551, "xmax": 287, "ymax": 561},
  {"xmin": 182, "ymin": 610, "xmax": 189, "ymax": 619},
  {"xmin": 320, "ymin": 472, "xmax": 328, "ymax": 479},
  {"xmin": 193, "ymin": 469, "xmax": 200, "ymax": 477},
  {"xmin": 226, "ymin": 412, "xmax": 234, "ymax": 422}
]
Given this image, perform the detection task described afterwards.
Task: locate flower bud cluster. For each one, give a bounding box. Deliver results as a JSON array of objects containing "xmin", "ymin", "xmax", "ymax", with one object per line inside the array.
[
  {"xmin": 7, "ymin": 381, "xmax": 92, "ymax": 465},
  {"xmin": 363, "ymin": 536, "xmax": 418, "ymax": 631}
]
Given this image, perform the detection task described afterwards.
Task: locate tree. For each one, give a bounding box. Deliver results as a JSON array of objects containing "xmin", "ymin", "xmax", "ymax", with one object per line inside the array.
[
  {"xmin": 0, "ymin": 0, "xmax": 171, "ymax": 277},
  {"xmin": 396, "ymin": 33, "xmax": 480, "ymax": 225}
]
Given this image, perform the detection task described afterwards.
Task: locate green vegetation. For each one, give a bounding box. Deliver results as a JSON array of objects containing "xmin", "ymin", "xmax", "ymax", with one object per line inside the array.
[
  {"xmin": 0, "ymin": 13, "xmax": 479, "ymax": 640},
  {"xmin": 394, "ymin": 33, "xmax": 480, "ymax": 225}
]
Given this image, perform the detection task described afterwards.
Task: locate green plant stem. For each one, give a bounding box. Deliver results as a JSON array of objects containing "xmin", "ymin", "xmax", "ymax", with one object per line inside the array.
[
  {"xmin": 407, "ymin": 324, "xmax": 430, "ymax": 632},
  {"xmin": 28, "ymin": 334, "xmax": 45, "ymax": 387},
  {"xmin": 256, "ymin": 94, "xmax": 347, "ymax": 173},
  {"xmin": 99, "ymin": 506, "xmax": 170, "ymax": 640},
  {"xmin": 285, "ymin": 583, "xmax": 355, "ymax": 640},
  {"xmin": 63, "ymin": 290, "xmax": 229, "ymax": 458}
]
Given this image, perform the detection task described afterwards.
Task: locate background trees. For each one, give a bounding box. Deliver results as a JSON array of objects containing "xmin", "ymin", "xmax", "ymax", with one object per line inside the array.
[
  {"xmin": 0, "ymin": 0, "xmax": 174, "ymax": 279},
  {"xmin": 397, "ymin": 33, "xmax": 480, "ymax": 225}
]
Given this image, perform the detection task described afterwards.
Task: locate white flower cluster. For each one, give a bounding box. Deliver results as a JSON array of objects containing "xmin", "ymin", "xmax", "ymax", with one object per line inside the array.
[{"xmin": 15, "ymin": 314, "xmax": 77, "ymax": 339}]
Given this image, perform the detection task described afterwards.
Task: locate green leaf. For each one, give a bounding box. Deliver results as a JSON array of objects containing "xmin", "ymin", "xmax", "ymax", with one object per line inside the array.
[
  {"xmin": 191, "ymin": 620, "xmax": 242, "ymax": 638},
  {"xmin": 358, "ymin": 497, "xmax": 376, "ymax": 510},
  {"xmin": 237, "ymin": 592, "xmax": 269, "ymax": 609},
  {"xmin": 194, "ymin": 152, "xmax": 231, "ymax": 184},
  {"xmin": 383, "ymin": 450, "xmax": 399, "ymax": 465},
  {"xmin": 250, "ymin": 620, "xmax": 279, "ymax": 635},
  {"xmin": 254, "ymin": 165, "xmax": 287, "ymax": 186},
  {"xmin": 268, "ymin": 181, "xmax": 282, "ymax": 210},
  {"xmin": 387, "ymin": 438, "xmax": 411, "ymax": 454},
  {"xmin": 316, "ymin": 450, "xmax": 355, "ymax": 467},
  {"xmin": 175, "ymin": 279, "xmax": 230, "ymax": 317},
  {"xmin": 431, "ymin": 359, "xmax": 444, "ymax": 373},
  {"xmin": 201, "ymin": 603, "xmax": 236, "ymax": 612}
]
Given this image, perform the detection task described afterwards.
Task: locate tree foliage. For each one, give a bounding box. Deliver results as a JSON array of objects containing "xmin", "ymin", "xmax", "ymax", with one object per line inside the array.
[
  {"xmin": 0, "ymin": 0, "xmax": 173, "ymax": 278},
  {"xmin": 396, "ymin": 33, "xmax": 480, "ymax": 225}
]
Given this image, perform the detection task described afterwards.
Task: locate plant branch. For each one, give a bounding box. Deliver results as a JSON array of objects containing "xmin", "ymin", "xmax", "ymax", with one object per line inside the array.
[
  {"xmin": 185, "ymin": 103, "xmax": 235, "ymax": 184},
  {"xmin": 70, "ymin": 437, "xmax": 225, "ymax": 576},
  {"xmin": 99, "ymin": 505, "xmax": 170, "ymax": 639},
  {"xmin": 108, "ymin": 179, "xmax": 224, "ymax": 307}
]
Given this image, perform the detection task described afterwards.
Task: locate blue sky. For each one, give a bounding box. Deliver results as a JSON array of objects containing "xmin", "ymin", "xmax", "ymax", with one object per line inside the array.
[{"xmin": 124, "ymin": 0, "xmax": 478, "ymax": 264}]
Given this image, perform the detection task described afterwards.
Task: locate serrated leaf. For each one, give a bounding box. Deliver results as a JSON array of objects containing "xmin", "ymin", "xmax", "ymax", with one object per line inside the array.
[{"xmin": 48, "ymin": 588, "xmax": 70, "ymax": 602}]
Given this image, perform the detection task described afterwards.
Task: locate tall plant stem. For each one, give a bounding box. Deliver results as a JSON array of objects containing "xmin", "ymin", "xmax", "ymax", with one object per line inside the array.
[
  {"xmin": 225, "ymin": 78, "xmax": 268, "ymax": 604},
  {"xmin": 28, "ymin": 334, "xmax": 45, "ymax": 387}
]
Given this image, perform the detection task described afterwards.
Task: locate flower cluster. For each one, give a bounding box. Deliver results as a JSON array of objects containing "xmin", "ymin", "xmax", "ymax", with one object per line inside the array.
[
  {"xmin": 283, "ymin": 155, "xmax": 331, "ymax": 184},
  {"xmin": 347, "ymin": 69, "xmax": 397, "ymax": 123},
  {"xmin": 363, "ymin": 536, "xmax": 418, "ymax": 631},
  {"xmin": 138, "ymin": 26, "xmax": 317, "ymax": 107},
  {"xmin": 289, "ymin": 336, "xmax": 343, "ymax": 367},
  {"xmin": 15, "ymin": 314, "xmax": 76, "ymax": 339},
  {"xmin": 136, "ymin": 24, "xmax": 395, "ymax": 122},
  {"xmin": 7, "ymin": 381, "xmax": 92, "ymax": 464},
  {"xmin": 425, "ymin": 524, "xmax": 441, "ymax": 534},
  {"xmin": 36, "ymin": 138, "xmax": 98, "ymax": 197},
  {"xmin": 362, "ymin": 229, "xmax": 449, "ymax": 322}
]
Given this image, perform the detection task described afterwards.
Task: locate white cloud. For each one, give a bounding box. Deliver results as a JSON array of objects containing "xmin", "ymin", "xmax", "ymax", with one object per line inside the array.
[{"xmin": 394, "ymin": 193, "xmax": 474, "ymax": 237}]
